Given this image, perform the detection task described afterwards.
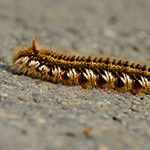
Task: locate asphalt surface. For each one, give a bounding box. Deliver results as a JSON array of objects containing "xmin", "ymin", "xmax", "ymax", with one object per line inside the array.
[{"xmin": 1, "ymin": 0, "xmax": 150, "ymax": 150}]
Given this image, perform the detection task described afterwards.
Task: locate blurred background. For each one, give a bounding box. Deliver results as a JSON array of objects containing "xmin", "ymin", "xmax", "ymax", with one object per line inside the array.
[{"xmin": 1, "ymin": 0, "xmax": 150, "ymax": 63}]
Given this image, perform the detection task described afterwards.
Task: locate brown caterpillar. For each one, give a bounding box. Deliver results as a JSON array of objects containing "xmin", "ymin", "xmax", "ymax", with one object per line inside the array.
[{"xmin": 12, "ymin": 38, "xmax": 150, "ymax": 94}]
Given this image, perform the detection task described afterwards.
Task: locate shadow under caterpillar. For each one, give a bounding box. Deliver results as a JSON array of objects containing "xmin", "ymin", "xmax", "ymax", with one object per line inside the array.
[{"xmin": 12, "ymin": 38, "xmax": 150, "ymax": 94}]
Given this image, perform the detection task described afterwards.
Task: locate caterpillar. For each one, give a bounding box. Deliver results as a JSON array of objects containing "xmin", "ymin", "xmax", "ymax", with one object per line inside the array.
[{"xmin": 12, "ymin": 38, "xmax": 150, "ymax": 95}]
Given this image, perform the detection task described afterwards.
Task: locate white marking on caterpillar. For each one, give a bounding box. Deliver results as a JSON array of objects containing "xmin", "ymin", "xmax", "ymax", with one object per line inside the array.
[
  {"xmin": 52, "ymin": 67, "xmax": 58, "ymax": 75},
  {"xmin": 120, "ymin": 74, "xmax": 126, "ymax": 84},
  {"xmin": 85, "ymin": 69, "xmax": 91, "ymax": 78},
  {"xmin": 89, "ymin": 70, "xmax": 96, "ymax": 79},
  {"xmin": 15, "ymin": 58, "xmax": 23, "ymax": 64},
  {"xmin": 38, "ymin": 65, "xmax": 49, "ymax": 71},
  {"xmin": 58, "ymin": 66, "xmax": 63, "ymax": 75},
  {"xmin": 23, "ymin": 56, "xmax": 29, "ymax": 63},
  {"xmin": 28, "ymin": 60, "xmax": 40, "ymax": 67},
  {"xmin": 101, "ymin": 71, "xmax": 109, "ymax": 82},
  {"xmin": 139, "ymin": 76, "xmax": 145, "ymax": 87},
  {"xmin": 83, "ymin": 72, "xmax": 89, "ymax": 79},
  {"xmin": 72, "ymin": 68, "xmax": 78, "ymax": 77},
  {"xmin": 126, "ymin": 75, "xmax": 132, "ymax": 84},
  {"xmin": 67, "ymin": 69, "xmax": 73, "ymax": 78},
  {"xmin": 144, "ymin": 77, "xmax": 149, "ymax": 86},
  {"xmin": 108, "ymin": 72, "xmax": 114, "ymax": 81}
]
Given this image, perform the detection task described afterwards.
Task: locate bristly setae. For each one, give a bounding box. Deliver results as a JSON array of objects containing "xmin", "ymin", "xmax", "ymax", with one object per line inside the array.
[{"xmin": 12, "ymin": 38, "xmax": 150, "ymax": 94}]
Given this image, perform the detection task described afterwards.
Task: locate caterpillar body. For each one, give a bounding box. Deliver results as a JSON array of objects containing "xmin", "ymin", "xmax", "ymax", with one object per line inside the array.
[{"xmin": 12, "ymin": 39, "xmax": 150, "ymax": 95}]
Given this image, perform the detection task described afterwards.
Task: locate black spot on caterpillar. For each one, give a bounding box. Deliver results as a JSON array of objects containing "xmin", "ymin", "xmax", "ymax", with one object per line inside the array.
[{"xmin": 12, "ymin": 38, "xmax": 150, "ymax": 94}]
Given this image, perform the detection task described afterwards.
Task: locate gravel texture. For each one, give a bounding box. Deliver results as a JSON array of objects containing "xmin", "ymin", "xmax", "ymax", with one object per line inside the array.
[{"xmin": 1, "ymin": 0, "xmax": 150, "ymax": 150}]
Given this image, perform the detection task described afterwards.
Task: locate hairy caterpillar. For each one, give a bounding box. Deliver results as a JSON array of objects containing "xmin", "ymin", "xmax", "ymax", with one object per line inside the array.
[{"xmin": 12, "ymin": 38, "xmax": 150, "ymax": 94}]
